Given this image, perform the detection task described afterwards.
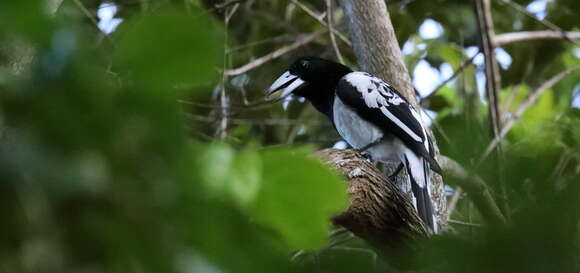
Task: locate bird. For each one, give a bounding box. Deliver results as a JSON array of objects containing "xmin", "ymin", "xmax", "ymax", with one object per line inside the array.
[{"xmin": 267, "ymin": 56, "xmax": 441, "ymax": 233}]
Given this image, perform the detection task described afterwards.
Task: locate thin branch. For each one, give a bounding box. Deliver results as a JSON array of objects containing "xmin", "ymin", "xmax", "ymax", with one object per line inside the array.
[
  {"xmin": 475, "ymin": 0, "xmax": 502, "ymax": 140},
  {"xmin": 291, "ymin": 0, "xmax": 352, "ymax": 47},
  {"xmin": 438, "ymin": 155, "xmax": 506, "ymax": 226},
  {"xmin": 476, "ymin": 0, "xmax": 510, "ymax": 219},
  {"xmin": 421, "ymin": 53, "xmax": 477, "ymax": 102},
  {"xmin": 224, "ymin": 31, "xmax": 324, "ymax": 76},
  {"xmin": 481, "ymin": 65, "xmax": 580, "ymax": 161},
  {"xmin": 227, "ymin": 34, "xmax": 293, "ymax": 53},
  {"xmin": 448, "ymin": 219, "xmax": 482, "ymax": 227},
  {"xmin": 216, "ymin": 4, "xmax": 240, "ymax": 139},
  {"xmin": 326, "ymin": 0, "xmax": 345, "ymax": 64},
  {"xmin": 497, "ymin": 0, "xmax": 579, "ymax": 45},
  {"xmin": 186, "ymin": 114, "xmax": 328, "ymax": 126},
  {"xmin": 493, "ymin": 30, "xmax": 580, "ymax": 47},
  {"xmin": 446, "ymin": 187, "xmax": 463, "ymax": 220}
]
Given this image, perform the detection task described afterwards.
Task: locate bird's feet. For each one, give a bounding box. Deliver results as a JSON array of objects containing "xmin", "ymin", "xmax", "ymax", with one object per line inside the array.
[
  {"xmin": 387, "ymin": 163, "xmax": 404, "ymax": 181},
  {"xmin": 360, "ymin": 152, "xmax": 373, "ymax": 162}
]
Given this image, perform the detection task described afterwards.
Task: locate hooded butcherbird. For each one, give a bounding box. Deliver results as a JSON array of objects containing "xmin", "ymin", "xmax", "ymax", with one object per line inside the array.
[{"xmin": 267, "ymin": 56, "xmax": 441, "ymax": 233}]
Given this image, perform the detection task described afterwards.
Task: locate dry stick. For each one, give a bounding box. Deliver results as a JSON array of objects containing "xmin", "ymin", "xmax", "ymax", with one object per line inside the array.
[
  {"xmin": 475, "ymin": 0, "xmax": 502, "ymax": 140},
  {"xmin": 217, "ymin": 4, "xmax": 240, "ymax": 139},
  {"xmin": 497, "ymin": 0, "xmax": 579, "ymax": 46},
  {"xmin": 439, "ymin": 155, "xmax": 506, "ymax": 226},
  {"xmin": 224, "ymin": 31, "xmax": 324, "ymax": 76},
  {"xmin": 421, "ymin": 53, "xmax": 478, "ymax": 102},
  {"xmin": 448, "ymin": 219, "xmax": 482, "ymax": 227},
  {"xmin": 475, "ymin": 0, "xmax": 510, "ymax": 220},
  {"xmin": 186, "ymin": 114, "xmax": 327, "ymax": 126},
  {"xmin": 446, "ymin": 187, "xmax": 463, "ymax": 220},
  {"xmin": 291, "ymin": 0, "xmax": 352, "ymax": 47},
  {"xmin": 494, "ymin": 31, "xmax": 580, "ymax": 47},
  {"xmin": 326, "ymin": 0, "xmax": 345, "ymax": 64},
  {"xmin": 481, "ymin": 65, "xmax": 580, "ymax": 161}
]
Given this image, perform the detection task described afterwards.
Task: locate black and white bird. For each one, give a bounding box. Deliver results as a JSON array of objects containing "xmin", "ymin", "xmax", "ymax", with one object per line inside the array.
[{"xmin": 268, "ymin": 56, "xmax": 441, "ymax": 233}]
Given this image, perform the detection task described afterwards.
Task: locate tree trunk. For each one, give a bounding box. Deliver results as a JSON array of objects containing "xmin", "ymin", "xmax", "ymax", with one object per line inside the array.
[{"xmin": 336, "ymin": 0, "xmax": 448, "ymax": 236}]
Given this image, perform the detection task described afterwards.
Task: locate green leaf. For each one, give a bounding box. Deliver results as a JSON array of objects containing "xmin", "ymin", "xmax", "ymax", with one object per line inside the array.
[
  {"xmin": 434, "ymin": 44, "xmax": 464, "ymax": 68},
  {"xmin": 228, "ymin": 150, "xmax": 262, "ymax": 208},
  {"xmin": 510, "ymin": 91, "xmax": 560, "ymax": 154},
  {"xmin": 253, "ymin": 147, "xmax": 347, "ymax": 250},
  {"xmin": 114, "ymin": 7, "xmax": 223, "ymax": 91},
  {"xmin": 0, "ymin": 0, "xmax": 53, "ymax": 43},
  {"xmin": 198, "ymin": 143, "xmax": 236, "ymax": 197}
]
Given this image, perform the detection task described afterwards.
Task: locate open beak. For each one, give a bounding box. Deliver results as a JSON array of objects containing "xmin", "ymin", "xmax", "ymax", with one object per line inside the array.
[{"xmin": 266, "ymin": 71, "xmax": 306, "ymax": 99}]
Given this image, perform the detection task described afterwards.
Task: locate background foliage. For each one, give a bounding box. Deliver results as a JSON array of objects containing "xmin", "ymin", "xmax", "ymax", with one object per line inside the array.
[{"xmin": 0, "ymin": 0, "xmax": 579, "ymax": 272}]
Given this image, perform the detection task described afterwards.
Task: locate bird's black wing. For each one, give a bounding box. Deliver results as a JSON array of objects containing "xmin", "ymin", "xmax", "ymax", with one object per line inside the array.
[{"xmin": 335, "ymin": 72, "xmax": 439, "ymax": 170}]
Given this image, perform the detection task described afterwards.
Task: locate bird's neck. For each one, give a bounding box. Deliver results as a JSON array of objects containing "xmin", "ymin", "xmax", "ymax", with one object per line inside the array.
[
  {"xmin": 300, "ymin": 66, "xmax": 352, "ymax": 119},
  {"xmin": 302, "ymin": 87, "xmax": 336, "ymax": 119}
]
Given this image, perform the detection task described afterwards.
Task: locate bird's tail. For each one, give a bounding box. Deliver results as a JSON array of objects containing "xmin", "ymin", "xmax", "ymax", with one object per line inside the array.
[{"xmin": 403, "ymin": 149, "xmax": 437, "ymax": 234}]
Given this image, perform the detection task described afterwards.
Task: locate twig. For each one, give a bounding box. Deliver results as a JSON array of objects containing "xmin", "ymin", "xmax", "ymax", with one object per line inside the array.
[
  {"xmin": 494, "ymin": 30, "xmax": 580, "ymax": 47},
  {"xmin": 438, "ymin": 155, "xmax": 506, "ymax": 226},
  {"xmin": 448, "ymin": 219, "xmax": 482, "ymax": 227},
  {"xmin": 476, "ymin": 0, "xmax": 509, "ymax": 219},
  {"xmin": 475, "ymin": 0, "xmax": 502, "ymax": 140},
  {"xmin": 421, "ymin": 53, "xmax": 477, "ymax": 101},
  {"xmin": 497, "ymin": 0, "xmax": 579, "ymax": 45},
  {"xmin": 291, "ymin": 0, "xmax": 352, "ymax": 47},
  {"xmin": 186, "ymin": 114, "xmax": 328, "ymax": 126},
  {"xmin": 224, "ymin": 31, "xmax": 325, "ymax": 76},
  {"xmin": 227, "ymin": 34, "xmax": 293, "ymax": 53},
  {"xmin": 214, "ymin": 0, "xmax": 245, "ymax": 9},
  {"xmin": 216, "ymin": 4, "xmax": 240, "ymax": 139},
  {"xmin": 446, "ymin": 187, "xmax": 463, "ymax": 220},
  {"xmin": 326, "ymin": 0, "xmax": 345, "ymax": 64},
  {"xmin": 481, "ymin": 65, "xmax": 580, "ymax": 161}
]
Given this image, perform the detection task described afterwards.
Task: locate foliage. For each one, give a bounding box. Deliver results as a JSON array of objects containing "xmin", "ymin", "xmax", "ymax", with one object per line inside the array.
[{"xmin": 0, "ymin": 0, "xmax": 579, "ymax": 272}]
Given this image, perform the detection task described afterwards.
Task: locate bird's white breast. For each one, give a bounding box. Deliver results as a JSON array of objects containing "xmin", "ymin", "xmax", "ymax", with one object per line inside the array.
[{"xmin": 333, "ymin": 96, "xmax": 403, "ymax": 162}]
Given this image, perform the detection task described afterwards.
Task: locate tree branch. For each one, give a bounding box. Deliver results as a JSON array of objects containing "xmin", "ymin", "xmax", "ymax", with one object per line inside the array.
[
  {"xmin": 493, "ymin": 31, "xmax": 580, "ymax": 47},
  {"xmin": 421, "ymin": 53, "xmax": 477, "ymax": 102},
  {"xmin": 337, "ymin": 0, "xmax": 414, "ymax": 102},
  {"xmin": 316, "ymin": 149, "xmax": 428, "ymax": 251},
  {"xmin": 325, "ymin": 0, "xmax": 345, "ymax": 64},
  {"xmin": 290, "ymin": 0, "xmax": 352, "ymax": 47},
  {"xmin": 224, "ymin": 32, "xmax": 324, "ymax": 76},
  {"xmin": 475, "ymin": 0, "xmax": 502, "ymax": 139},
  {"xmin": 438, "ymin": 155, "xmax": 506, "ymax": 226}
]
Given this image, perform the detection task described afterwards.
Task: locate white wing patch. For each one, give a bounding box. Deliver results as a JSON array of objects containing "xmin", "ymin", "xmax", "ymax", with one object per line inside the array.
[
  {"xmin": 410, "ymin": 107, "xmax": 430, "ymax": 151},
  {"xmin": 343, "ymin": 72, "xmax": 423, "ymax": 142}
]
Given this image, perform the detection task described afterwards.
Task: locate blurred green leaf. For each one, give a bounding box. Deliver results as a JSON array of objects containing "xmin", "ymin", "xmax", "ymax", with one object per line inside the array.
[
  {"xmin": 114, "ymin": 7, "xmax": 223, "ymax": 90},
  {"xmin": 253, "ymin": 147, "xmax": 347, "ymax": 250},
  {"xmin": 511, "ymin": 90, "xmax": 560, "ymax": 153},
  {"xmin": 433, "ymin": 44, "xmax": 464, "ymax": 69},
  {"xmin": 228, "ymin": 150, "xmax": 262, "ymax": 208},
  {"xmin": 0, "ymin": 0, "xmax": 53, "ymax": 42}
]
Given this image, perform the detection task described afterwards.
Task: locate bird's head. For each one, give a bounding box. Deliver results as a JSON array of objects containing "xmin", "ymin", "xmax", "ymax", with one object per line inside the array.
[{"xmin": 267, "ymin": 56, "xmax": 352, "ymax": 99}]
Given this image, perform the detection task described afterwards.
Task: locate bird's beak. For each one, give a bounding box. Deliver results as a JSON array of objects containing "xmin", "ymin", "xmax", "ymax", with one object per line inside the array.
[{"xmin": 266, "ymin": 71, "xmax": 306, "ymax": 99}]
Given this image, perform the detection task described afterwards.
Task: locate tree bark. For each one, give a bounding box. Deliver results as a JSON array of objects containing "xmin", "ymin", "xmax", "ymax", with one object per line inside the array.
[
  {"xmin": 338, "ymin": 0, "xmax": 413, "ymax": 102},
  {"xmin": 337, "ymin": 0, "xmax": 447, "ymax": 232},
  {"xmin": 316, "ymin": 149, "xmax": 428, "ymax": 251}
]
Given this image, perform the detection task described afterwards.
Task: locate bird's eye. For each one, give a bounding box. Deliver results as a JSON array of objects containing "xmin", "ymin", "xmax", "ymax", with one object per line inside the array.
[{"xmin": 300, "ymin": 60, "xmax": 309, "ymax": 68}]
